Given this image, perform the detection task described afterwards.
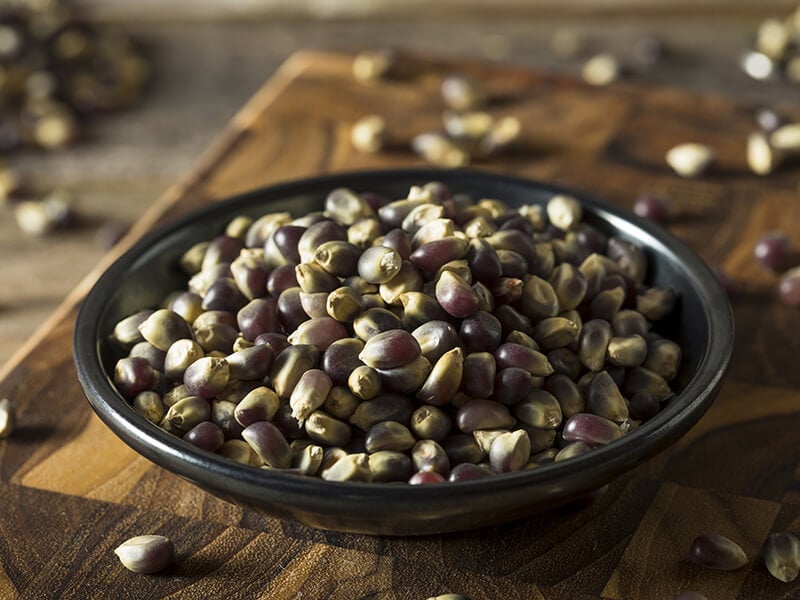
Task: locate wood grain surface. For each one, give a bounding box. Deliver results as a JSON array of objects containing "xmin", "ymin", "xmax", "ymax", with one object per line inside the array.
[
  {"xmin": 1, "ymin": 50, "xmax": 800, "ymax": 599},
  {"xmin": 74, "ymin": 0, "xmax": 797, "ymax": 21}
]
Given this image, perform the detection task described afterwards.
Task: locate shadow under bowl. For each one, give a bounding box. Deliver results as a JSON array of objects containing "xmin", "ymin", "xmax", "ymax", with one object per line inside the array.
[{"xmin": 74, "ymin": 168, "xmax": 733, "ymax": 536}]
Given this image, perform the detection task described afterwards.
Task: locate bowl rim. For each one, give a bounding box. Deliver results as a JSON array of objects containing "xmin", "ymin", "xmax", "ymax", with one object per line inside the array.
[{"xmin": 74, "ymin": 167, "xmax": 734, "ymax": 511}]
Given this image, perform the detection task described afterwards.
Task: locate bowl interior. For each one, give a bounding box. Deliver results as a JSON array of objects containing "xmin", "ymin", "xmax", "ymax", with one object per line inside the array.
[{"xmin": 75, "ymin": 168, "xmax": 733, "ymax": 535}]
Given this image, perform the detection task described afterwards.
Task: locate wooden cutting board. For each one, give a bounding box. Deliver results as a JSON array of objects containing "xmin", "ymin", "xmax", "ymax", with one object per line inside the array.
[{"xmin": 1, "ymin": 50, "xmax": 799, "ymax": 599}]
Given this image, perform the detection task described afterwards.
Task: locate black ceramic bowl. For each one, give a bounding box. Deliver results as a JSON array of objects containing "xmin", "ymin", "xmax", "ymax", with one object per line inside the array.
[{"xmin": 74, "ymin": 168, "xmax": 733, "ymax": 535}]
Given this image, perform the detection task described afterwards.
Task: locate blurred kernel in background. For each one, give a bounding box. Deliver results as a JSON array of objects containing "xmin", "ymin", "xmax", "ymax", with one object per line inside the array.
[{"xmin": 0, "ymin": 0, "xmax": 798, "ymax": 365}]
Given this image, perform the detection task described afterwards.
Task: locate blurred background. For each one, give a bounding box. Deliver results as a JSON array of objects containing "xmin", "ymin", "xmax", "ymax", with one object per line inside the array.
[{"xmin": 0, "ymin": 0, "xmax": 798, "ymax": 366}]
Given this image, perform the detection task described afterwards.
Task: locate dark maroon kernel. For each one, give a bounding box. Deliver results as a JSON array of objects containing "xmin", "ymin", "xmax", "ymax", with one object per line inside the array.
[
  {"xmin": 436, "ymin": 271, "xmax": 481, "ymax": 318},
  {"xmin": 688, "ymin": 533, "xmax": 748, "ymax": 571},
  {"xmin": 241, "ymin": 421, "xmax": 292, "ymax": 468},
  {"xmin": 202, "ymin": 278, "xmax": 248, "ymax": 312},
  {"xmin": 225, "ymin": 345, "xmax": 274, "ymax": 381},
  {"xmin": 460, "ymin": 352, "xmax": 496, "ymax": 398},
  {"xmin": 459, "ymin": 310, "xmax": 503, "ymax": 354},
  {"xmin": 113, "ymin": 357, "xmax": 156, "ymax": 399},
  {"xmin": 754, "ymin": 232, "xmax": 792, "ymax": 272},
  {"xmin": 253, "ymin": 332, "xmax": 289, "ymax": 355},
  {"xmin": 569, "ymin": 223, "xmax": 608, "ymax": 254},
  {"xmin": 410, "ymin": 238, "xmax": 469, "ymax": 273},
  {"xmin": 562, "ymin": 413, "xmax": 622, "ymax": 446},
  {"xmin": 237, "ymin": 297, "xmax": 280, "ymax": 341},
  {"xmin": 409, "ymin": 471, "xmax": 446, "ymax": 484},
  {"xmin": 266, "ymin": 264, "xmax": 299, "ymax": 297},
  {"xmin": 548, "ymin": 348, "xmax": 582, "ymax": 381},
  {"xmin": 321, "ymin": 338, "xmax": 365, "ymax": 385},
  {"xmin": 448, "ymin": 463, "xmax": 496, "ymax": 481},
  {"xmin": 456, "ymin": 398, "xmax": 514, "ymax": 433},
  {"xmin": 273, "ymin": 401, "xmax": 305, "ymax": 440},
  {"xmin": 493, "ymin": 304, "xmax": 533, "ymax": 337},
  {"xmin": 499, "ymin": 214, "xmax": 535, "ymax": 235},
  {"xmin": 466, "ymin": 238, "xmax": 503, "ymax": 283},
  {"xmin": 633, "ymin": 193, "xmax": 671, "ymax": 223},
  {"xmin": 497, "ymin": 250, "xmax": 528, "ymax": 279},
  {"xmin": 494, "ymin": 367, "xmax": 534, "ymax": 405},
  {"xmin": 381, "ymin": 228, "xmax": 412, "ymax": 259},
  {"xmin": 183, "ymin": 421, "xmax": 225, "ymax": 452},
  {"xmin": 495, "ymin": 343, "xmax": 553, "ymax": 376},
  {"xmin": 277, "ymin": 287, "xmax": 308, "ymax": 332},
  {"xmin": 272, "ymin": 225, "xmax": 306, "ymax": 263},
  {"xmin": 359, "ymin": 329, "xmax": 421, "ymax": 369}
]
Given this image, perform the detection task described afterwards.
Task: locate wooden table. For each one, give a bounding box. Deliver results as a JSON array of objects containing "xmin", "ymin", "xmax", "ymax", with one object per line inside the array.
[
  {"xmin": 1, "ymin": 48, "xmax": 800, "ymax": 599},
  {"xmin": 2, "ymin": 14, "xmax": 799, "ymax": 367}
]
